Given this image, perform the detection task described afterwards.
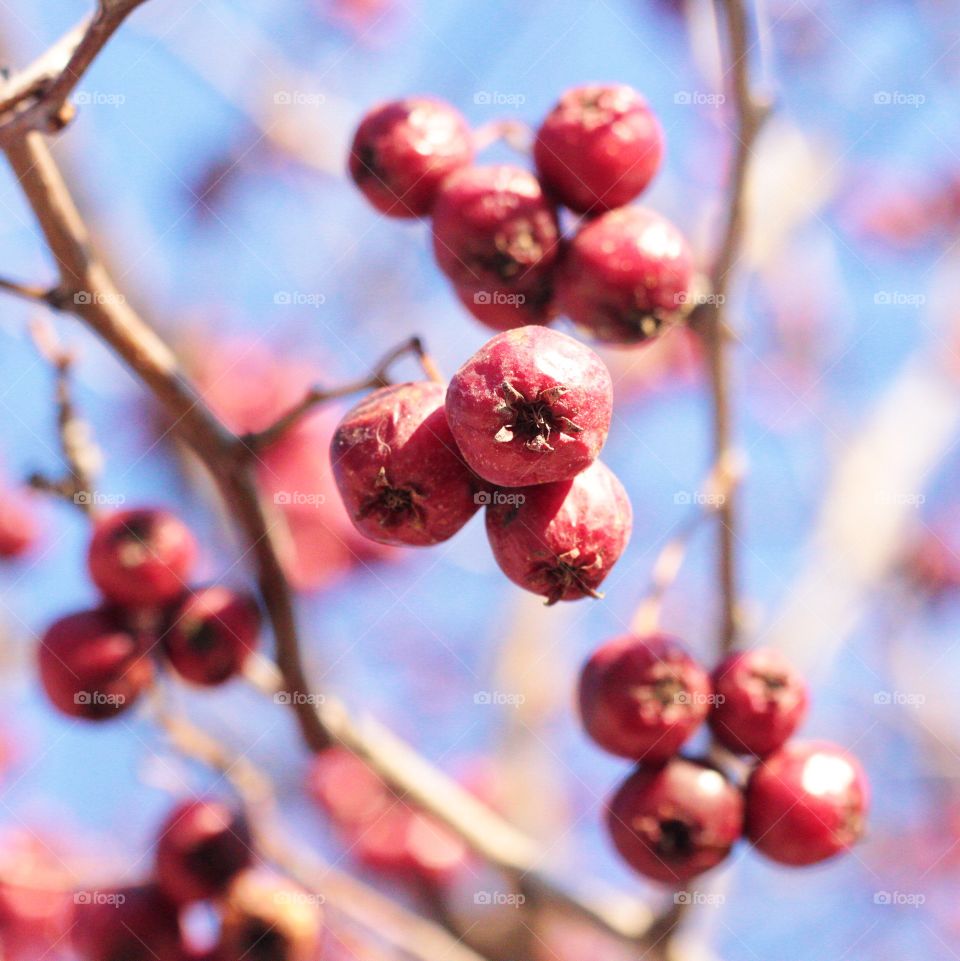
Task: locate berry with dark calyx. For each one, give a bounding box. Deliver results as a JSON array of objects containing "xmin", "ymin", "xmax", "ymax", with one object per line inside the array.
[
  {"xmin": 156, "ymin": 800, "xmax": 253, "ymax": 904},
  {"xmin": 331, "ymin": 382, "xmax": 480, "ymax": 546},
  {"xmin": 607, "ymin": 757, "xmax": 744, "ymax": 883},
  {"xmin": 578, "ymin": 634, "xmax": 711, "ymax": 761},
  {"xmin": 485, "ymin": 459, "xmax": 631, "ymax": 603},
  {"xmin": 453, "ymin": 278, "xmax": 557, "ymax": 331},
  {"xmin": 534, "ymin": 83, "xmax": 664, "ymax": 214},
  {"xmin": 219, "ymin": 870, "xmax": 323, "ymax": 961},
  {"xmin": 349, "ymin": 96, "xmax": 474, "ymax": 217},
  {"xmin": 431, "ymin": 165, "xmax": 561, "ymax": 299},
  {"xmin": 709, "ymin": 647, "xmax": 808, "ymax": 757},
  {"xmin": 557, "ymin": 206, "xmax": 694, "ymax": 345},
  {"xmin": 73, "ymin": 885, "xmax": 184, "ymax": 961},
  {"xmin": 745, "ymin": 740, "xmax": 868, "ymax": 866},
  {"xmin": 38, "ymin": 609, "xmax": 153, "ymax": 720},
  {"xmin": 445, "ymin": 326, "xmax": 613, "ymax": 487},
  {"xmin": 162, "ymin": 587, "xmax": 261, "ymax": 686},
  {"xmin": 88, "ymin": 508, "xmax": 197, "ymax": 608}
]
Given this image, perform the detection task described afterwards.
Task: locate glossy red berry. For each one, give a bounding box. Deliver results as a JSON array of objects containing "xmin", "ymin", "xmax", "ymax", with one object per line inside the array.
[
  {"xmin": 557, "ymin": 206, "xmax": 694, "ymax": 345},
  {"xmin": 534, "ymin": 83, "xmax": 664, "ymax": 214},
  {"xmin": 745, "ymin": 740, "xmax": 868, "ymax": 866},
  {"xmin": 445, "ymin": 326, "xmax": 613, "ymax": 487},
  {"xmin": 88, "ymin": 508, "xmax": 197, "ymax": 608},
  {"xmin": 485, "ymin": 459, "xmax": 631, "ymax": 603},
  {"xmin": 578, "ymin": 634, "xmax": 711, "ymax": 761},
  {"xmin": 709, "ymin": 648, "xmax": 808, "ymax": 757},
  {"xmin": 331, "ymin": 382, "xmax": 479, "ymax": 546},
  {"xmin": 220, "ymin": 870, "xmax": 323, "ymax": 961},
  {"xmin": 162, "ymin": 587, "xmax": 261, "ymax": 686},
  {"xmin": 431, "ymin": 165, "xmax": 561, "ymax": 303},
  {"xmin": 38, "ymin": 609, "xmax": 153, "ymax": 720},
  {"xmin": 156, "ymin": 799, "xmax": 253, "ymax": 904},
  {"xmin": 73, "ymin": 885, "xmax": 184, "ymax": 961},
  {"xmin": 349, "ymin": 96, "xmax": 474, "ymax": 218},
  {"xmin": 607, "ymin": 757, "xmax": 744, "ymax": 883}
]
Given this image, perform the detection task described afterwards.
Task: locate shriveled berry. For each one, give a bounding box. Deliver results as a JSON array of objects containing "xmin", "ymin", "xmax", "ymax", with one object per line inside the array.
[
  {"xmin": 578, "ymin": 634, "xmax": 711, "ymax": 761},
  {"xmin": 445, "ymin": 326, "xmax": 613, "ymax": 487},
  {"xmin": 156, "ymin": 800, "xmax": 253, "ymax": 904},
  {"xmin": 534, "ymin": 83, "xmax": 664, "ymax": 214},
  {"xmin": 73, "ymin": 885, "xmax": 184, "ymax": 961},
  {"xmin": 163, "ymin": 587, "xmax": 261, "ymax": 686},
  {"xmin": 709, "ymin": 648, "xmax": 808, "ymax": 757},
  {"xmin": 453, "ymin": 280, "xmax": 556, "ymax": 331},
  {"xmin": 745, "ymin": 741, "xmax": 868, "ymax": 866},
  {"xmin": 557, "ymin": 206, "xmax": 694, "ymax": 345},
  {"xmin": 485, "ymin": 459, "xmax": 631, "ymax": 603},
  {"xmin": 431, "ymin": 165, "xmax": 561, "ymax": 301},
  {"xmin": 349, "ymin": 97, "xmax": 473, "ymax": 217},
  {"xmin": 607, "ymin": 758, "xmax": 744, "ymax": 883},
  {"xmin": 220, "ymin": 870, "xmax": 323, "ymax": 961},
  {"xmin": 38, "ymin": 609, "xmax": 153, "ymax": 720},
  {"xmin": 331, "ymin": 382, "xmax": 479, "ymax": 546},
  {"xmin": 88, "ymin": 508, "xmax": 197, "ymax": 608}
]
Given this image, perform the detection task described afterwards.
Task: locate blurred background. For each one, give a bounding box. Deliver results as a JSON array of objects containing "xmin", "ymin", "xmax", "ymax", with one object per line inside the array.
[{"xmin": 1, "ymin": 0, "xmax": 960, "ymax": 958}]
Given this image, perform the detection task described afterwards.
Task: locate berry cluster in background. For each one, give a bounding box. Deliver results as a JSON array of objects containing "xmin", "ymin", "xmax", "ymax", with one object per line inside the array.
[
  {"xmin": 349, "ymin": 85, "xmax": 695, "ymax": 343},
  {"xmin": 330, "ymin": 325, "xmax": 632, "ymax": 603},
  {"xmin": 578, "ymin": 636, "xmax": 869, "ymax": 882},
  {"xmin": 39, "ymin": 508, "xmax": 261, "ymax": 721}
]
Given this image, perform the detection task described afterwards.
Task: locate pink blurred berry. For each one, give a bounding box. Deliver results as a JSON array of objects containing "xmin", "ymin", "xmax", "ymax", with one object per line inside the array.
[
  {"xmin": 485, "ymin": 459, "xmax": 631, "ymax": 603},
  {"xmin": 431, "ymin": 165, "xmax": 561, "ymax": 305},
  {"xmin": 349, "ymin": 96, "xmax": 474, "ymax": 217},
  {"xmin": 578, "ymin": 634, "xmax": 711, "ymax": 761},
  {"xmin": 331, "ymin": 382, "xmax": 479, "ymax": 546},
  {"xmin": 709, "ymin": 648, "xmax": 808, "ymax": 757},
  {"xmin": 534, "ymin": 83, "xmax": 664, "ymax": 214},
  {"xmin": 557, "ymin": 206, "xmax": 694, "ymax": 344},
  {"xmin": 445, "ymin": 326, "xmax": 613, "ymax": 487},
  {"xmin": 0, "ymin": 489, "xmax": 39, "ymax": 559}
]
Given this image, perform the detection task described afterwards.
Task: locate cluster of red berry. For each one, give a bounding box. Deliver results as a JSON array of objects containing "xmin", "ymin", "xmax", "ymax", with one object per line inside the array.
[
  {"xmin": 71, "ymin": 799, "xmax": 321, "ymax": 961},
  {"xmin": 38, "ymin": 508, "xmax": 261, "ymax": 721},
  {"xmin": 578, "ymin": 636, "xmax": 869, "ymax": 882},
  {"xmin": 349, "ymin": 85, "xmax": 694, "ymax": 342},
  {"xmin": 330, "ymin": 325, "xmax": 631, "ymax": 603}
]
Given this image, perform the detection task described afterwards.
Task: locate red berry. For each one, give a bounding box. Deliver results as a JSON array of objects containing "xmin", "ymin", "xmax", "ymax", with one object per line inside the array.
[
  {"xmin": 485, "ymin": 459, "xmax": 631, "ymax": 603},
  {"xmin": 745, "ymin": 741, "xmax": 868, "ymax": 866},
  {"xmin": 557, "ymin": 206, "xmax": 694, "ymax": 344},
  {"xmin": 307, "ymin": 748, "xmax": 391, "ymax": 826},
  {"xmin": 431, "ymin": 165, "xmax": 561, "ymax": 304},
  {"xmin": 88, "ymin": 508, "xmax": 197, "ymax": 608},
  {"xmin": 73, "ymin": 885, "xmax": 184, "ymax": 961},
  {"xmin": 156, "ymin": 799, "xmax": 253, "ymax": 904},
  {"xmin": 453, "ymin": 281, "xmax": 556, "ymax": 331},
  {"xmin": 607, "ymin": 757, "xmax": 744, "ymax": 883},
  {"xmin": 38, "ymin": 609, "xmax": 153, "ymax": 720},
  {"xmin": 534, "ymin": 83, "xmax": 664, "ymax": 214},
  {"xmin": 349, "ymin": 97, "xmax": 474, "ymax": 217},
  {"xmin": 163, "ymin": 587, "xmax": 261, "ymax": 686},
  {"xmin": 219, "ymin": 870, "xmax": 323, "ymax": 961},
  {"xmin": 709, "ymin": 648, "xmax": 808, "ymax": 757},
  {"xmin": 331, "ymin": 382, "xmax": 479, "ymax": 546},
  {"xmin": 445, "ymin": 326, "xmax": 613, "ymax": 487},
  {"xmin": 578, "ymin": 634, "xmax": 711, "ymax": 761}
]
